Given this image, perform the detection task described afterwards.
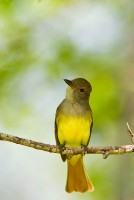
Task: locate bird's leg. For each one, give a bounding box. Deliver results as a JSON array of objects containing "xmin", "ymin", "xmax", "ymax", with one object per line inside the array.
[
  {"xmin": 58, "ymin": 144, "xmax": 66, "ymax": 154},
  {"xmin": 81, "ymin": 144, "xmax": 88, "ymax": 155}
]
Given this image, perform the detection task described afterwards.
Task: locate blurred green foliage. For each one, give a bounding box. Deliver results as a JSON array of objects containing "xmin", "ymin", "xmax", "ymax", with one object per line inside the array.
[{"xmin": 0, "ymin": 1, "xmax": 134, "ymax": 200}]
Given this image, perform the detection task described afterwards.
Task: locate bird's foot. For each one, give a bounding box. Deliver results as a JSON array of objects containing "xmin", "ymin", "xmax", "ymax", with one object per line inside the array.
[
  {"xmin": 81, "ymin": 145, "xmax": 88, "ymax": 155},
  {"xmin": 58, "ymin": 144, "xmax": 66, "ymax": 154}
]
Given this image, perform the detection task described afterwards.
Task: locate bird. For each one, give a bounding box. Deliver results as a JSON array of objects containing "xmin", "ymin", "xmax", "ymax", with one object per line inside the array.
[{"xmin": 55, "ymin": 78, "xmax": 94, "ymax": 193}]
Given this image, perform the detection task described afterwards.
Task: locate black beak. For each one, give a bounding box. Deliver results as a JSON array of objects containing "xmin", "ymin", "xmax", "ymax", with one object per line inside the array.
[{"xmin": 64, "ymin": 79, "xmax": 74, "ymax": 88}]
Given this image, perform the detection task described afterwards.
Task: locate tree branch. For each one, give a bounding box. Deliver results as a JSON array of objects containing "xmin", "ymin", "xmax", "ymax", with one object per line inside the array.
[
  {"xmin": 127, "ymin": 122, "xmax": 134, "ymax": 144},
  {"xmin": 0, "ymin": 123, "xmax": 134, "ymax": 159}
]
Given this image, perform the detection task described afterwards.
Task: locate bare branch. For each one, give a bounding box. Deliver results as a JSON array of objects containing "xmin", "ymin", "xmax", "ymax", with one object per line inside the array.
[
  {"xmin": 0, "ymin": 127, "xmax": 134, "ymax": 159},
  {"xmin": 127, "ymin": 122, "xmax": 134, "ymax": 144},
  {"xmin": 0, "ymin": 132, "xmax": 60, "ymax": 153}
]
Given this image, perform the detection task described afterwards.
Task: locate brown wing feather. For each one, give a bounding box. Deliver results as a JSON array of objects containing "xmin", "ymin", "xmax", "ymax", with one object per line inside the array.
[
  {"xmin": 86, "ymin": 108, "xmax": 93, "ymax": 146},
  {"xmin": 55, "ymin": 107, "xmax": 66, "ymax": 162},
  {"xmin": 86, "ymin": 120, "xmax": 93, "ymax": 146}
]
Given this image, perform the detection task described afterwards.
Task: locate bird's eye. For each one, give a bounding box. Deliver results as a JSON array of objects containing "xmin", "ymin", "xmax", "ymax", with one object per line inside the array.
[{"xmin": 80, "ymin": 88, "xmax": 84, "ymax": 92}]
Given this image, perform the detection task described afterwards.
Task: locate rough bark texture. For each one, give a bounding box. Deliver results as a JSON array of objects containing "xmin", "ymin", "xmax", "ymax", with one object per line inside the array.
[{"xmin": 0, "ymin": 123, "xmax": 134, "ymax": 159}]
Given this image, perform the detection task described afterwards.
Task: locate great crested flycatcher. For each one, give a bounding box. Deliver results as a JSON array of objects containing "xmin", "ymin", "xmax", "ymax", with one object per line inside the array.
[{"xmin": 55, "ymin": 78, "xmax": 94, "ymax": 193}]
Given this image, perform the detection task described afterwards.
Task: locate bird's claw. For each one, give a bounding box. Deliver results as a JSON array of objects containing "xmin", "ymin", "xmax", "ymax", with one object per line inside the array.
[
  {"xmin": 81, "ymin": 145, "xmax": 88, "ymax": 155},
  {"xmin": 58, "ymin": 144, "xmax": 66, "ymax": 153}
]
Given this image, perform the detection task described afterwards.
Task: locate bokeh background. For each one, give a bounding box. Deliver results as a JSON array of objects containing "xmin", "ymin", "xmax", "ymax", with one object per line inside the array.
[{"xmin": 0, "ymin": 0, "xmax": 134, "ymax": 200}]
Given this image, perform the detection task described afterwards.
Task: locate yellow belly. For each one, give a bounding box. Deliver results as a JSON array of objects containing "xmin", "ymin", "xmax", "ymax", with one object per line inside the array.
[{"xmin": 57, "ymin": 115, "xmax": 92, "ymax": 147}]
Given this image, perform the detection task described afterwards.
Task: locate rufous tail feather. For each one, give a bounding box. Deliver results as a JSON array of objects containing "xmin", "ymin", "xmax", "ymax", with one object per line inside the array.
[{"xmin": 65, "ymin": 157, "xmax": 94, "ymax": 193}]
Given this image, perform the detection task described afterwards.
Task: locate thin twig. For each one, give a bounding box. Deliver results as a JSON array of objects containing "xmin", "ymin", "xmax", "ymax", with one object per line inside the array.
[{"xmin": 127, "ymin": 122, "xmax": 134, "ymax": 144}]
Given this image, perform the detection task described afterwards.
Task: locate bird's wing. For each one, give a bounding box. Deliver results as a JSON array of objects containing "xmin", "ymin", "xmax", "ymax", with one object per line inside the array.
[{"xmin": 55, "ymin": 106, "xmax": 67, "ymax": 162}]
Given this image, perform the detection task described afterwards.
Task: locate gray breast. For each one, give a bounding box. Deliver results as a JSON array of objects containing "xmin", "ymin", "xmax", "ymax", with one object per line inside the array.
[{"xmin": 59, "ymin": 99, "xmax": 90, "ymax": 117}]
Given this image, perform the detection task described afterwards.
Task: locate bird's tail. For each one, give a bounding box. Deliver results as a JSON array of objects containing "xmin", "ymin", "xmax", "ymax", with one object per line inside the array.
[{"xmin": 66, "ymin": 156, "xmax": 94, "ymax": 193}]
